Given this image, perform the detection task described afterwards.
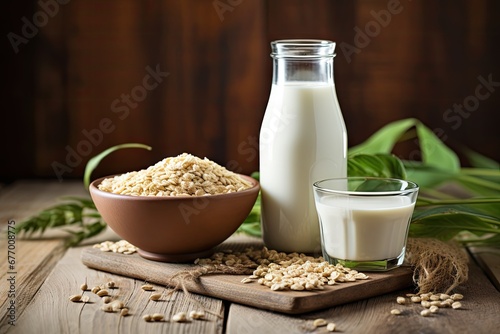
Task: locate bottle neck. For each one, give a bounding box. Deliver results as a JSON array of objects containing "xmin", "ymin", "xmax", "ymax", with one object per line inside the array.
[
  {"xmin": 272, "ymin": 57, "xmax": 334, "ymax": 85},
  {"xmin": 270, "ymin": 40, "xmax": 336, "ymax": 85}
]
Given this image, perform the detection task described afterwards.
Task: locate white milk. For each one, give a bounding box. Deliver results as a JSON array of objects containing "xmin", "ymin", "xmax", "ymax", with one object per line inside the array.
[
  {"xmin": 259, "ymin": 82, "xmax": 347, "ymax": 253},
  {"xmin": 316, "ymin": 196, "xmax": 415, "ymax": 261}
]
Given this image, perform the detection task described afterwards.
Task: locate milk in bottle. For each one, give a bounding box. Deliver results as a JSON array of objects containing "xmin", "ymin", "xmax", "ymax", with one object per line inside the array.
[{"xmin": 259, "ymin": 40, "xmax": 347, "ymax": 253}]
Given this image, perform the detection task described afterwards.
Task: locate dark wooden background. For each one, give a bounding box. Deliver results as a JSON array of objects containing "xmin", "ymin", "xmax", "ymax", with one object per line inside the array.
[{"xmin": 2, "ymin": 0, "xmax": 499, "ymax": 184}]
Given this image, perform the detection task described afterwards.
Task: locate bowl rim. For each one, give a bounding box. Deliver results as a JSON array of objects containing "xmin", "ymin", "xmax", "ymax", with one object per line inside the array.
[{"xmin": 89, "ymin": 173, "xmax": 260, "ymax": 201}]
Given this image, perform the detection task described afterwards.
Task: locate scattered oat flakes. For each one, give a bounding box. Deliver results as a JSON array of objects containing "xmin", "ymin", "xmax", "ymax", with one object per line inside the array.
[
  {"xmin": 151, "ymin": 313, "xmax": 164, "ymax": 321},
  {"xmin": 93, "ymin": 240, "xmax": 138, "ymax": 254},
  {"xmin": 390, "ymin": 309, "xmax": 402, "ymax": 315},
  {"xmin": 420, "ymin": 309, "xmax": 431, "ymax": 317},
  {"xmin": 172, "ymin": 312, "xmax": 188, "ymax": 322},
  {"xmin": 313, "ymin": 318, "xmax": 327, "ymax": 328},
  {"xmin": 196, "ymin": 247, "xmax": 369, "ymax": 292},
  {"xmin": 189, "ymin": 310, "xmax": 205, "ymax": 320},
  {"xmin": 149, "ymin": 293, "xmax": 162, "ymax": 301},
  {"xmin": 396, "ymin": 296, "xmax": 406, "ymax": 305},
  {"xmin": 97, "ymin": 289, "xmax": 109, "ymax": 297},
  {"xmin": 326, "ymin": 322, "xmax": 336, "ymax": 332},
  {"xmin": 69, "ymin": 294, "xmax": 81, "ymax": 302}
]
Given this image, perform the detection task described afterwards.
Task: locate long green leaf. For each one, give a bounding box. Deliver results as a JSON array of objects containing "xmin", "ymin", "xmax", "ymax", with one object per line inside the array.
[
  {"xmin": 348, "ymin": 154, "xmax": 407, "ymax": 179},
  {"xmin": 415, "ymin": 122, "xmax": 460, "ymax": 173},
  {"xmin": 460, "ymin": 168, "xmax": 500, "ymax": 186},
  {"xmin": 403, "ymin": 162, "xmax": 454, "ymax": 188},
  {"xmin": 460, "ymin": 233, "xmax": 500, "ymax": 246},
  {"xmin": 15, "ymin": 199, "xmax": 91, "ymax": 235},
  {"xmin": 410, "ymin": 206, "xmax": 500, "ymax": 240},
  {"xmin": 348, "ymin": 118, "xmax": 417, "ymax": 156},
  {"xmin": 456, "ymin": 174, "xmax": 500, "ymax": 194},
  {"xmin": 417, "ymin": 196, "xmax": 500, "ymax": 206},
  {"xmin": 461, "ymin": 146, "xmax": 500, "ymax": 169},
  {"xmin": 83, "ymin": 143, "xmax": 152, "ymax": 189},
  {"xmin": 65, "ymin": 221, "xmax": 107, "ymax": 247}
]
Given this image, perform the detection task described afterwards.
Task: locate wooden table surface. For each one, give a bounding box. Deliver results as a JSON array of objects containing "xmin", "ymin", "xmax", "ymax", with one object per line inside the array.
[{"xmin": 1, "ymin": 180, "xmax": 499, "ymax": 334}]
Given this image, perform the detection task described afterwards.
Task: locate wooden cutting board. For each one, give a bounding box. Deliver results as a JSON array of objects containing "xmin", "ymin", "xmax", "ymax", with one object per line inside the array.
[{"xmin": 81, "ymin": 237, "xmax": 414, "ymax": 315}]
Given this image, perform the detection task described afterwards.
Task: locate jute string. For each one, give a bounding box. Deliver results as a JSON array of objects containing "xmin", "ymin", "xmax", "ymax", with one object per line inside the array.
[
  {"xmin": 405, "ymin": 237, "xmax": 469, "ymax": 294},
  {"xmin": 165, "ymin": 264, "xmax": 255, "ymax": 318}
]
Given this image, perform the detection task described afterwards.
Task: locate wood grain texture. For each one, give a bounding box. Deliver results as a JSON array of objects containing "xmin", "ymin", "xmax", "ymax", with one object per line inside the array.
[
  {"xmin": 8, "ymin": 247, "xmax": 224, "ymax": 334},
  {"xmin": 226, "ymin": 254, "xmax": 500, "ymax": 334},
  {"xmin": 0, "ymin": 2, "xmax": 37, "ymax": 181},
  {"xmin": 0, "ymin": 181, "xmax": 85, "ymax": 332},
  {"xmin": 0, "ymin": 240, "xmax": 66, "ymax": 334},
  {"xmin": 81, "ymin": 242, "xmax": 414, "ymax": 315},
  {"xmin": 468, "ymin": 246, "xmax": 500, "ymax": 291},
  {"xmin": 1, "ymin": 181, "xmax": 500, "ymax": 333},
  {"xmin": 3, "ymin": 0, "xmax": 500, "ymax": 183},
  {"xmin": 32, "ymin": 0, "xmax": 269, "ymax": 180},
  {"xmin": 0, "ymin": 177, "xmax": 124, "ymax": 246},
  {"xmin": 0, "ymin": 180, "xmax": 87, "ymax": 223}
]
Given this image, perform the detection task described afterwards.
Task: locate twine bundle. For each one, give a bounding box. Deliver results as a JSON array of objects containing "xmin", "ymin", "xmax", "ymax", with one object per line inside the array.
[{"xmin": 405, "ymin": 237, "xmax": 469, "ymax": 294}]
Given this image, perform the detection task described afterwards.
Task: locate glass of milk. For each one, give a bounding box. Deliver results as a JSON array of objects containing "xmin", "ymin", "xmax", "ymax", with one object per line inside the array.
[{"xmin": 313, "ymin": 177, "xmax": 419, "ymax": 271}]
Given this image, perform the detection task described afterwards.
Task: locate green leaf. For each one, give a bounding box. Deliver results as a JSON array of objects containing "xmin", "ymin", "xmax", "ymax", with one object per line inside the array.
[
  {"xmin": 409, "ymin": 206, "xmax": 500, "ymax": 240},
  {"xmin": 461, "ymin": 233, "xmax": 500, "ymax": 246},
  {"xmin": 415, "ymin": 122, "xmax": 460, "ymax": 173},
  {"xmin": 236, "ymin": 221, "xmax": 262, "ymax": 237},
  {"xmin": 237, "ymin": 191, "xmax": 262, "ymax": 237},
  {"xmin": 348, "ymin": 153, "xmax": 407, "ymax": 179},
  {"xmin": 13, "ymin": 195, "xmax": 109, "ymax": 247},
  {"xmin": 461, "ymin": 146, "xmax": 500, "ymax": 169},
  {"xmin": 83, "ymin": 143, "xmax": 152, "ymax": 190},
  {"xmin": 250, "ymin": 171, "xmax": 260, "ymax": 181},
  {"xmin": 353, "ymin": 178, "xmax": 410, "ymax": 192},
  {"xmin": 348, "ymin": 118, "xmax": 417, "ymax": 156},
  {"xmin": 403, "ymin": 162, "xmax": 454, "ymax": 188},
  {"xmin": 62, "ymin": 196, "xmax": 97, "ymax": 208},
  {"xmin": 456, "ymin": 174, "xmax": 500, "ymax": 196},
  {"xmin": 65, "ymin": 221, "xmax": 107, "ymax": 247},
  {"xmin": 416, "ymin": 196, "xmax": 500, "ymax": 206}
]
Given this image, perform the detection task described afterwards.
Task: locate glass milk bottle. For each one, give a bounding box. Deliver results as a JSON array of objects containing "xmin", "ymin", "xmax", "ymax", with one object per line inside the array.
[{"xmin": 259, "ymin": 40, "xmax": 347, "ymax": 254}]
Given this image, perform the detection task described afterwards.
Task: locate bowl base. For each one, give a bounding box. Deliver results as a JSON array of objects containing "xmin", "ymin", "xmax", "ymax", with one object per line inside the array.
[{"xmin": 138, "ymin": 248, "xmax": 214, "ymax": 263}]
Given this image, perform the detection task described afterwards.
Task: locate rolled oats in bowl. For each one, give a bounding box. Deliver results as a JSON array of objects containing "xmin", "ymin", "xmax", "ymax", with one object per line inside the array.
[{"xmin": 97, "ymin": 153, "xmax": 253, "ymax": 197}]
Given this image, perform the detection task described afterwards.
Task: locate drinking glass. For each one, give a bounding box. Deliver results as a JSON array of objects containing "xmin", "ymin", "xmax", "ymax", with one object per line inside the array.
[{"xmin": 313, "ymin": 177, "xmax": 419, "ymax": 271}]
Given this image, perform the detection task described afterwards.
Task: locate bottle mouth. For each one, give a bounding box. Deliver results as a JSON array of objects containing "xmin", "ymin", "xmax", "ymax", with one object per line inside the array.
[{"xmin": 271, "ymin": 39, "xmax": 336, "ymax": 58}]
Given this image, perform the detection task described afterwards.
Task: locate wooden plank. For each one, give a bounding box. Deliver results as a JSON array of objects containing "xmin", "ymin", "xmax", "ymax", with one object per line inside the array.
[
  {"xmin": 0, "ymin": 180, "xmax": 88, "ymax": 223},
  {"xmin": 7, "ymin": 247, "xmax": 224, "ymax": 334},
  {"xmin": 32, "ymin": 0, "xmax": 68, "ymax": 177},
  {"xmin": 5, "ymin": 0, "xmax": 500, "ymax": 182},
  {"xmin": 1, "ymin": 3, "xmax": 37, "ymax": 182},
  {"xmin": 219, "ymin": 0, "xmax": 267, "ymax": 174},
  {"xmin": 226, "ymin": 254, "xmax": 500, "ymax": 334},
  {"xmin": 0, "ymin": 180, "xmax": 84, "ymax": 332},
  {"xmin": 0, "ymin": 240, "xmax": 66, "ymax": 333},
  {"xmin": 0, "ymin": 179, "xmax": 123, "ymax": 246},
  {"xmin": 468, "ymin": 246, "xmax": 500, "ymax": 291},
  {"xmin": 63, "ymin": 0, "xmax": 157, "ymax": 179},
  {"xmin": 81, "ymin": 240, "xmax": 414, "ymax": 315},
  {"xmin": 58, "ymin": 0, "xmax": 269, "ymax": 179}
]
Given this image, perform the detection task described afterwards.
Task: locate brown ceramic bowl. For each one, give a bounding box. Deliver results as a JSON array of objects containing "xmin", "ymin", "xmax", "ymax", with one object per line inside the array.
[{"xmin": 89, "ymin": 174, "xmax": 260, "ymax": 262}]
